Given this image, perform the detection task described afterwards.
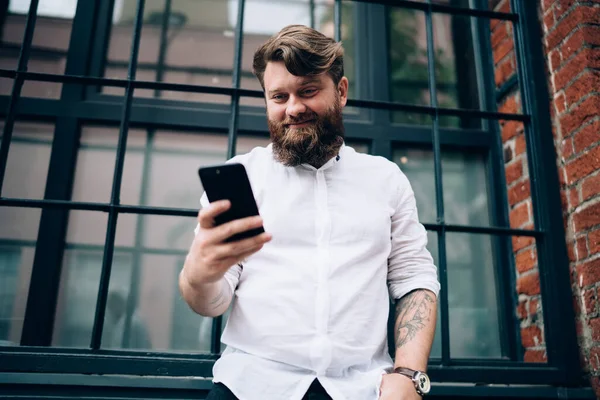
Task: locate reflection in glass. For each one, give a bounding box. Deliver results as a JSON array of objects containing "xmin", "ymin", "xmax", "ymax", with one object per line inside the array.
[
  {"xmin": 392, "ymin": 147, "xmax": 490, "ymax": 226},
  {"xmin": 432, "ymin": 13, "xmax": 481, "ymax": 128},
  {"xmin": 0, "ymin": 206, "xmax": 39, "ymax": 346},
  {"xmin": 3, "ymin": 0, "xmax": 75, "ymax": 97},
  {"xmin": 447, "ymin": 233, "xmax": 502, "ymax": 358},
  {"xmin": 0, "ymin": 122, "xmax": 54, "ymax": 199}
]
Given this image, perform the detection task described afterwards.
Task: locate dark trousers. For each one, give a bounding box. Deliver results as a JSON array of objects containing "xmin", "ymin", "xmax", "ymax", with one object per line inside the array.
[{"xmin": 206, "ymin": 380, "xmax": 332, "ymax": 400}]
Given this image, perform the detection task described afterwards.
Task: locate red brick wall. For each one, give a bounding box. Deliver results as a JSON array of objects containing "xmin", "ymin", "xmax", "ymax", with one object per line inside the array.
[
  {"xmin": 494, "ymin": 0, "xmax": 600, "ymax": 393},
  {"xmin": 493, "ymin": 0, "xmax": 547, "ymax": 364}
]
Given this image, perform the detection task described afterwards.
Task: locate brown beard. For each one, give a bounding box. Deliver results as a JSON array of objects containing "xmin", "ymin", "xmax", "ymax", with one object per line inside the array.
[{"xmin": 268, "ymin": 98, "xmax": 345, "ymax": 168}]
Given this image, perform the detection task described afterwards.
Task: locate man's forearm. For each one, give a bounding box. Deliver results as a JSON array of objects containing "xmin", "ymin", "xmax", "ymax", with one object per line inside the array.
[
  {"xmin": 179, "ymin": 270, "xmax": 233, "ymax": 317},
  {"xmin": 393, "ymin": 289, "xmax": 437, "ymax": 371}
]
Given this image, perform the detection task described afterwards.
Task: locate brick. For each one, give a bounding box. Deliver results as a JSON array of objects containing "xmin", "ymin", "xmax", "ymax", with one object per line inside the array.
[
  {"xmin": 493, "ymin": 37, "xmax": 514, "ymax": 64},
  {"xmin": 542, "ymin": 0, "xmax": 555, "ymax": 11},
  {"xmin": 516, "ymin": 247, "xmax": 538, "ymax": 273},
  {"xmin": 550, "ymin": 48, "xmax": 562, "ymax": 72},
  {"xmin": 515, "ymin": 133, "xmax": 527, "ymax": 156},
  {"xmin": 573, "ymin": 117, "xmax": 600, "ymax": 153},
  {"xmin": 573, "ymin": 293, "xmax": 582, "ymax": 317},
  {"xmin": 495, "ymin": 56, "xmax": 515, "ymax": 87},
  {"xmin": 505, "ymin": 159, "xmax": 524, "ymax": 185},
  {"xmin": 547, "ymin": 7, "xmax": 600, "ymax": 50},
  {"xmin": 513, "ymin": 235, "xmax": 536, "ymax": 253},
  {"xmin": 584, "ymin": 287, "xmax": 597, "ymax": 315},
  {"xmin": 559, "ymin": 25, "xmax": 600, "ymax": 63},
  {"xmin": 554, "ymin": 47, "xmax": 600, "ymax": 91},
  {"xmin": 499, "ymin": 95, "xmax": 518, "ymax": 114},
  {"xmin": 561, "ymin": 189, "xmax": 569, "ymax": 211},
  {"xmin": 509, "ymin": 180, "xmax": 531, "ymax": 206},
  {"xmin": 544, "ymin": 9, "xmax": 556, "ymax": 32},
  {"xmin": 590, "ymin": 317, "xmax": 600, "ymax": 342},
  {"xmin": 568, "ymin": 240, "xmax": 578, "ymax": 262},
  {"xmin": 501, "ymin": 119, "xmax": 523, "ymax": 141},
  {"xmin": 573, "ymin": 200, "xmax": 600, "ymax": 231},
  {"xmin": 563, "ymin": 137, "xmax": 575, "ymax": 160},
  {"xmin": 578, "ymin": 236, "xmax": 590, "ymax": 260},
  {"xmin": 492, "ymin": 21, "xmax": 508, "ymax": 49},
  {"xmin": 565, "ymin": 144, "xmax": 600, "ymax": 184},
  {"xmin": 582, "ymin": 173, "xmax": 600, "ymax": 202},
  {"xmin": 496, "ymin": 0, "xmax": 510, "ymax": 14},
  {"xmin": 510, "ymin": 201, "xmax": 531, "ymax": 228},
  {"xmin": 517, "ymin": 271, "xmax": 541, "ymax": 295},
  {"xmin": 590, "ymin": 228, "xmax": 600, "ymax": 254},
  {"xmin": 576, "ymin": 257, "xmax": 600, "ymax": 287},
  {"xmin": 570, "ymin": 187, "xmax": 580, "ymax": 210},
  {"xmin": 554, "ymin": 91, "xmax": 566, "ymax": 115},
  {"xmin": 590, "ymin": 346, "xmax": 600, "ymax": 372},
  {"xmin": 524, "ymin": 349, "xmax": 547, "ymax": 363},
  {"xmin": 564, "ymin": 71, "xmax": 600, "ymax": 108},
  {"xmin": 517, "ymin": 300, "xmax": 527, "ymax": 319},
  {"xmin": 521, "ymin": 325, "xmax": 544, "ymax": 348},
  {"xmin": 529, "ymin": 298, "xmax": 540, "ymax": 316}
]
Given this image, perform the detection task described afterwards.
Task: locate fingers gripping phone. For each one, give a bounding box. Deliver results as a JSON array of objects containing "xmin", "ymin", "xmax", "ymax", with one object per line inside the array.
[{"xmin": 198, "ymin": 163, "xmax": 265, "ymax": 243}]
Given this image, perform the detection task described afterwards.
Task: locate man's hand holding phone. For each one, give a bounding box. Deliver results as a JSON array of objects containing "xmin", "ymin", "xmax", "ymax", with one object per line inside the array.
[{"xmin": 183, "ymin": 199, "xmax": 272, "ymax": 288}]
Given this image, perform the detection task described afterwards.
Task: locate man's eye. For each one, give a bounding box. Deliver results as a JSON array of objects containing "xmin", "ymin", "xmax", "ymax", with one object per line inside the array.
[
  {"xmin": 303, "ymin": 89, "xmax": 317, "ymax": 95},
  {"xmin": 272, "ymin": 94, "xmax": 286, "ymax": 101}
]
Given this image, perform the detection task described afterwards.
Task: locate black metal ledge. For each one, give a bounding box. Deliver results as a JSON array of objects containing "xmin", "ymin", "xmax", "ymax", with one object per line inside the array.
[{"xmin": 0, "ymin": 373, "xmax": 595, "ymax": 400}]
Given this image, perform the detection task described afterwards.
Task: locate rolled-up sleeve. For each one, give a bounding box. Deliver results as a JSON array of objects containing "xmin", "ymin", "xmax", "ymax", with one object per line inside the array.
[
  {"xmin": 193, "ymin": 191, "xmax": 242, "ymax": 293},
  {"xmin": 387, "ymin": 170, "xmax": 441, "ymax": 301}
]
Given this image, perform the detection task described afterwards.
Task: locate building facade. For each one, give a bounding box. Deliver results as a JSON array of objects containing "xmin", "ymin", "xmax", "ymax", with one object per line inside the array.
[{"xmin": 0, "ymin": 0, "xmax": 598, "ymax": 399}]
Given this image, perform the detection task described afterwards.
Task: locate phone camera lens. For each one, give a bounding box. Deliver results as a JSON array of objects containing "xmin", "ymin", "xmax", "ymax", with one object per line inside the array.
[{"xmin": 216, "ymin": 169, "xmax": 220, "ymax": 174}]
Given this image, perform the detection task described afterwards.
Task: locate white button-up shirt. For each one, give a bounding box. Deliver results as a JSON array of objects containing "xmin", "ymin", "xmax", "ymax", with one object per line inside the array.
[{"xmin": 197, "ymin": 143, "xmax": 440, "ymax": 400}]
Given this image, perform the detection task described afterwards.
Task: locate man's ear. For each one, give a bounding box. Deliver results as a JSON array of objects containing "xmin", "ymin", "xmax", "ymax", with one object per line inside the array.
[{"xmin": 338, "ymin": 76, "xmax": 349, "ymax": 107}]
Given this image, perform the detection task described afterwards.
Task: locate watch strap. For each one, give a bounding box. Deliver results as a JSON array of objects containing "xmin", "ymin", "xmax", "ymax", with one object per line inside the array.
[{"xmin": 393, "ymin": 366, "xmax": 417, "ymax": 378}]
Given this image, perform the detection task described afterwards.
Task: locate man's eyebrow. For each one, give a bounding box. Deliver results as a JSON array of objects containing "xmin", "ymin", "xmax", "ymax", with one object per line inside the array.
[
  {"xmin": 299, "ymin": 77, "xmax": 321, "ymax": 86},
  {"xmin": 267, "ymin": 77, "xmax": 322, "ymax": 97}
]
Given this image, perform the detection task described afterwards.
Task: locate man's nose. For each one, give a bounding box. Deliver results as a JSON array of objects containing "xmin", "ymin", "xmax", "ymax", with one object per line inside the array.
[{"xmin": 286, "ymin": 96, "xmax": 307, "ymax": 119}]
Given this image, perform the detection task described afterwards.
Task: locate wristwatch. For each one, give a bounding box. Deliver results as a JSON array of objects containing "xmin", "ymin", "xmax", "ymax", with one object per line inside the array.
[{"xmin": 393, "ymin": 367, "xmax": 431, "ymax": 396}]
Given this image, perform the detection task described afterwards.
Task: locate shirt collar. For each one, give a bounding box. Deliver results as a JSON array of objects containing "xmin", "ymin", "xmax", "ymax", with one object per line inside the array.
[{"xmin": 300, "ymin": 141, "xmax": 345, "ymax": 172}]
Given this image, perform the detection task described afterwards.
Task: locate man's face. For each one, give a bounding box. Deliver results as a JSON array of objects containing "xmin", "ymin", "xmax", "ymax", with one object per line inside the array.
[{"xmin": 263, "ymin": 61, "xmax": 348, "ymax": 167}]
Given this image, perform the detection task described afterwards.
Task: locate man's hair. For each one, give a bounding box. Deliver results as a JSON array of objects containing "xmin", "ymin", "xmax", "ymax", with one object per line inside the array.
[{"xmin": 252, "ymin": 25, "xmax": 344, "ymax": 90}]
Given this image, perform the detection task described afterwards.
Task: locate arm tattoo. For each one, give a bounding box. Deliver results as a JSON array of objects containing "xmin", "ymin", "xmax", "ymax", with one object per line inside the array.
[
  {"xmin": 209, "ymin": 281, "xmax": 231, "ymax": 310},
  {"xmin": 395, "ymin": 290, "xmax": 435, "ymax": 349}
]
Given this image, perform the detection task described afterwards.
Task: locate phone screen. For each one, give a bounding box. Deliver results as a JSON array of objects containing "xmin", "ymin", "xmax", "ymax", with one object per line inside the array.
[{"xmin": 198, "ymin": 163, "xmax": 265, "ymax": 242}]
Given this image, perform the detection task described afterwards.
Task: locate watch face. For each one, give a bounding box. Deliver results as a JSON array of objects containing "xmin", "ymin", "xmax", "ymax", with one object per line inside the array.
[{"xmin": 415, "ymin": 372, "xmax": 431, "ymax": 394}]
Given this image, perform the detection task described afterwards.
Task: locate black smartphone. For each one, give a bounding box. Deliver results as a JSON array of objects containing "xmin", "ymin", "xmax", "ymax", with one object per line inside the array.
[{"xmin": 198, "ymin": 163, "xmax": 265, "ymax": 242}]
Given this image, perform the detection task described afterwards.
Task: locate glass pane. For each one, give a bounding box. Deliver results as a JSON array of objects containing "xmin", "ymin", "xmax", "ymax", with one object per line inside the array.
[
  {"xmin": 442, "ymin": 150, "xmax": 490, "ymax": 226},
  {"xmin": 71, "ymin": 126, "xmax": 146, "ymax": 204},
  {"xmin": 120, "ymin": 130, "xmax": 269, "ymax": 209},
  {"xmin": 0, "ymin": 77, "xmax": 13, "ymax": 97},
  {"xmin": 4, "ymin": 0, "xmax": 76, "ymax": 97},
  {"xmin": 0, "ymin": 121, "xmax": 54, "ymax": 199},
  {"xmin": 392, "ymin": 147, "xmax": 491, "ymax": 226},
  {"xmin": 392, "ymin": 147, "xmax": 436, "ymax": 224},
  {"xmin": 388, "ymin": 8, "xmax": 429, "ymax": 112},
  {"xmin": 102, "ymin": 253, "xmax": 213, "ymax": 353},
  {"xmin": 432, "ymin": 14, "xmax": 481, "ymax": 126},
  {"xmin": 105, "ymin": 0, "xmax": 237, "ymax": 102},
  {"xmin": 53, "ymin": 211, "xmax": 109, "ymax": 347},
  {"xmin": 102, "ymin": 216, "xmax": 214, "ymax": 352},
  {"xmin": 0, "ymin": 207, "xmax": 40, "ymax": 346},
  {"xmin": 447, "ymin": 232, "xmax": 501, "ymax": 358},
  {"xmin": 446, "ymin": 232, "xmax": 545, "ymax": 361}
]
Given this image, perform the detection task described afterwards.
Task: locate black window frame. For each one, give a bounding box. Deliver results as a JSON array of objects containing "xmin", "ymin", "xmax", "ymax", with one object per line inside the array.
[{"xmin": 0, "ymin": 0, "xmax": 585, "ymax": 394}]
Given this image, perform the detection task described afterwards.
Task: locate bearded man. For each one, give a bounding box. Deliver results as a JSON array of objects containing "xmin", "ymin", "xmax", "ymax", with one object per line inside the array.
[{"xmin": 180, "ymin": 25, "xmax": 440, "ymax": 400}]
